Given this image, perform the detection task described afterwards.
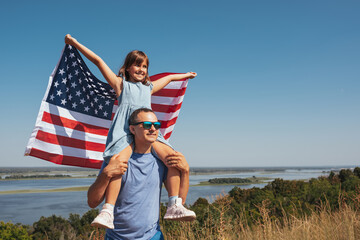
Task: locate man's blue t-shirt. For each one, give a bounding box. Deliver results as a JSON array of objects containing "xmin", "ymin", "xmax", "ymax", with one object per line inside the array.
[{"xmin": 99, "ymin": 152, "xmax": 167, "ymax": 240}]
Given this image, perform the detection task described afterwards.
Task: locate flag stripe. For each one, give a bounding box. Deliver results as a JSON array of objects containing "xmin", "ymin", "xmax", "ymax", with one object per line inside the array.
[
  {"xmin": 29, "ymin": 148, "xmax": 103, "ymax": 169},
  {"xmin": 30, "ymin": 138, "xmax": 104, "ymax": 159},
  {"xmin": 160, "ymin": 117, "xmax": 178, "ymax": 129},
  {"xmin": 151, "ymin": 102, "xmax": 183, "ymax": 113},
  {"xmin": 155, "ymin": 109, "xmax": 181, "ymax": 122},
  {"xmin": 37, "ymin": 121, "xmax": 107, "ymax": 143},
  {"xmin": 152, "ymin": 87, "xmax": 187, "ymax": 97},
  {"xmin": 160, "ymin": 123, "xmax": 176, "ymax": 137},
  {"xmin": 36, "ymin": 130, "xmax": 106, "ymax": 152},
  {"xmin": 42, "ymin": 111, "xmax": 109, "ymax": 136},
  {"xmin": 151, "ymin": 95, "xmax": 185, "ymax": 106},
  {"xmin": 163, "ymin": 132, "xmax": 172, "ymax": 140}
]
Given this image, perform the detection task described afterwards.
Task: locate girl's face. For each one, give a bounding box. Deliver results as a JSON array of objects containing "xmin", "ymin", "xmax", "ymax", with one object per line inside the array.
[{"xmin": 126, "ymin": 60, "xmax": 148, "ymax": 83}]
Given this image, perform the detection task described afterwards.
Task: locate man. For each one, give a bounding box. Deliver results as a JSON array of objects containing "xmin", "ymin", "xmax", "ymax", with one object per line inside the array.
[{"xmin": 87, "ymin": 108, "xmax": 194, "ymax": 240}]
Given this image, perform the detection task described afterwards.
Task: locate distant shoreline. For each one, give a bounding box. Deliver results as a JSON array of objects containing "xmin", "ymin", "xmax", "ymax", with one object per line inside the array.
[
  {"xmin": 0, "ymin": 186, "xmax": 89, "ymax": 195},
  {"xmin": 0, "ymin": 177, "xmax": 271, "ymax": 194},
  {"xmin": 0, "ymin": 176, "xmax": 95, "ymax": 181}
]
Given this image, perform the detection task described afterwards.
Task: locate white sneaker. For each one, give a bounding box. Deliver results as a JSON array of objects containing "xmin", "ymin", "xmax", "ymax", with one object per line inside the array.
[
  {"xmin": 91, "ymin": 208, "xmax": 114, "ymax": 229},
  {"xmin": 164, "ymin": 198, "xmax": 196, "ymax": 221}
]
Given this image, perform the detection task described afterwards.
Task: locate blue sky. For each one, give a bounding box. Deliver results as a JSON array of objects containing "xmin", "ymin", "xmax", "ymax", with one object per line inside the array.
[{"xmin": 0, "ymin": 0, "xmax": 359, "ymax": 167}]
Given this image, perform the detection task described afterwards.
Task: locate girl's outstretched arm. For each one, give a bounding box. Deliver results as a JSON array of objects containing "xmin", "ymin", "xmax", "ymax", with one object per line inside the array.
[
  {"xmin": 65, "ymin": 34, "xmax": 123, "ymax": 97},
  {"xmin": 151, "ymin": 72, "xmax": 197, "ymax": 94}
]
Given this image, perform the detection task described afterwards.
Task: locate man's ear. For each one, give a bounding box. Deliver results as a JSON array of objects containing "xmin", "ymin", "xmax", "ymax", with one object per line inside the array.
[{"xmin": 129, "ymin": 125, "xmax": 135, "ymax": 135}]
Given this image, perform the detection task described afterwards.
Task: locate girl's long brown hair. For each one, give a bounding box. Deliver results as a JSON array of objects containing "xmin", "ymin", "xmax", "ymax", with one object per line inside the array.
[{"xmin": 118, "ymin": 50, "xmax": 150, "ymax": 85}]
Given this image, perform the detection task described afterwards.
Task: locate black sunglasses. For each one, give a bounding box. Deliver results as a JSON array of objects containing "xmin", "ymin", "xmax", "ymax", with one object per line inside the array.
[{"xmin": 131, "ymin": 121, "xmax": 161, "ymax": 130}]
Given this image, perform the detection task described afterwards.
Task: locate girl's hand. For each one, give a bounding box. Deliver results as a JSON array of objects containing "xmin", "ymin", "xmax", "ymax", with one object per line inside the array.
[
  {"xmin": 187, "ymin": 72, "xmax": 197, "ymax": 79},
  {"xmin": 165, "ymin": 152, "xmax": 190, "ymax": 173},
  {"xmin": 65, "ymin": 34, "xmax": 77, "ymax": 45}
]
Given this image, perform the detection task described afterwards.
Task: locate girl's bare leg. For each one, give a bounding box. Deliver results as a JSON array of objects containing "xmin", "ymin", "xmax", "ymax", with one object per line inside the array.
[
  {"xmin": 152, "ymin": 141, "xmax": 180, "ymax": 197},
  {"xmin": 91, "ymin": 145, "xmax": 132, "ymax": 229},
  {"xmin": 105, "ymin": 145, "xmax": 133, "ymax": 205},
  {"xmin": 152, "ymin": 141, "xmax": 196, "ymax": 221}
]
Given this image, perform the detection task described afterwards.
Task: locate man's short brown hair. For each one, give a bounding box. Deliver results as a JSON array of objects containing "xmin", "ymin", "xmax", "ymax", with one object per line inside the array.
[{"xmin": 129, "ymin": 108, "xmax": 155, "ymax": 125}]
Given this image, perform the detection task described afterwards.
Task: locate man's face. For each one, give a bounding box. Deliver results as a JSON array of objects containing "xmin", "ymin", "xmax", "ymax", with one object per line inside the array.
[{"xmin": 130, "ymin": 111, "xmax": 159, "ymax": 144}]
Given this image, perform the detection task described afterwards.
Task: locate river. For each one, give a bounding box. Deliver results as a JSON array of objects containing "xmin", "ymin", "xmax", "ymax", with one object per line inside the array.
[{"xmin": 0, "ymin": 166, "xmax": 347, "ymax": 225}]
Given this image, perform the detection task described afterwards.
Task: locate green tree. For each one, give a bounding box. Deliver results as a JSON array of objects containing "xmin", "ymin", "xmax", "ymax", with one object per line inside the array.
[
  {"xmin": 32, "ymin": 215, "xmax": 76, "ymax": 240},
  {"xmin": 0, "ymin": 221, "xmax": 32, "ymax": 240},
  {"xmin": 353, "ymin": 167, "xmax": 360, "ymax": 178},
  {"xmin": 339, "ymin": 169, "xmax": 353, "ymax": 183}
]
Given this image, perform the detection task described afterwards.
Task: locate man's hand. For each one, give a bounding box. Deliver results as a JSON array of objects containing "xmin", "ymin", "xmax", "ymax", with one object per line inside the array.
[
  {"xmin": 103, "ymin": 153, "xmax": 129, "ymax": 179},
  {"xmin": 165, "ymin": 152, "xmax": 189, "ymax": 173}
]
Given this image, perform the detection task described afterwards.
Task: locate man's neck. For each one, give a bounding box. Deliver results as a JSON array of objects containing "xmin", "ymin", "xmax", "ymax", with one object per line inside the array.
[{"xmin": 133, "ymin": 141, "xmax": 152, "ymax": 154}]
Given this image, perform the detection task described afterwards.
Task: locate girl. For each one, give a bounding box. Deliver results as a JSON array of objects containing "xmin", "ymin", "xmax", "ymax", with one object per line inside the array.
[{"xmin": 65, "ymin": 34, "xmax": 196, "ymax": 229}]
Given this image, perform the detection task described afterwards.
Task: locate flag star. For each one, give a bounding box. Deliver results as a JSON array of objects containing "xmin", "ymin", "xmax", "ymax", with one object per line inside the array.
[
  {"xmin": 65, "ymin": 57, "xmax": 68, "ymax": 62},
  {"xmin": 110, "ymin": 89, "xmax": 115, "ymax": 93},
  {"xmin": 68, "ymin": 45, "xmax": 72, "ymax": 50},
  {"xmin": 84, "ymin": 106, "xmax": 90, "ymax": 112},
  {"xmin": 69, "ymin": 52, "xmax": 75, "ymax": 58},
  {"xmin": 100, "ymin": 87, "xmax": 105, "ymax": 91},
  {"xmin": 95, "ymin": 109, "xmax": 98, "ymax": 114},
  {"xmin": 90, "ymin": 102, "xmax": 94, "ymax": 107},
  {"xmin": 72, "ymin": 102, "xmax": 77, "ymax": 108},
  {"xmin": 87, "ymin": 95, "xmax": 90, "ymax": 99},
  {"xmin": 98, "ymin": 104, "xmax": 103, "ymax": 110},
  {"xmin": 61, "ymin": 99, "xmax": 67, "ymax": 105},
  {"xmin": 72, "ymin": 61, "xmax": 78, "ymax": 67},
  {"xmin": 103, "ymin": 111, "xmax": 108, "ymax": 117},
  {"xmin": 77, "ymin": 58, "xmax": 81, "ymax": 63},
  {"xmin": 75, "ymin": 90, "xmax": 81, "ymax": 96},
  {"xmin": 79, "ymin": 65, "xmax": 83, "ymax": 70},
  {"xmin": 94, "ymin": 97, "xmax": 98, "ymax": 103},
  {"xmin": 79, "ymin": 78, "xmax": 82, "ymax": 84},
  {"xmin": 88, "ymin": 78, "xmax": 93, "ymax": 82},
  {"xmin": 80, "ymin": 98, "xmax": 85, "ymax": 104},
  {"xmin": 66, "ymin": 65, "xmax": 69, "ymax": 70},
  {"xmin": 66, "ymin": 87, "xmax": 70, "ymax": 92},
  {"xmin": 97, "ymin": 82, "xmax": 102, "ymax": 86},
  {"xmin": 75, "ymin": 70, "xmax": 79, "ymax": 76},
  {"xmin": 82, "ymin": 87, "xmax": 86, "ymax": 92},
  {"xmin": 90, "ymin": 91, "xmax": 94, "ymax": 95},
  {"xmin": 68, "ymin": 94, "xmax": 73, "ymax": 100},
  {"xmin": 50, "ymin": 94, "xmax": 55, "ymax": 100},
  {"xmin": 62, "ymin": 78, "xmax": 67, "ymax": 84},
  {"xmin": 59, "ymin": 69, "xmax": 65, "ymax": 75},
  {"xmin": 94, "ymin": 89, "xmax": 99, "ymax": 93},
  {"xmin": 86, "ymin": 71, "xmax": 91, "ymax": 76},
  {"xmin": 68, "ymin": 73, "xmax": 73, "ymax": 80},
  {"xmin": 105, "ymin": 100, "xmax": 110, "ymax": 105},
  {"xmin": 71, "ymin": 82, "xmax": 77, "ymax": 88},
  {"xmin": 54, "ymin": 81, "xmax": 59, "ymax": 88},
  {"xmin": 56, "ymin": 90, "xmax": 62, "ymax": 96}
]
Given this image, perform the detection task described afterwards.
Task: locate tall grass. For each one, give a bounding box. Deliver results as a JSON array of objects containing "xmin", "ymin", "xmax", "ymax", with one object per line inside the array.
[{"xmin": 162, "ymin": 194, "xmax": 360, "ymax": 240}]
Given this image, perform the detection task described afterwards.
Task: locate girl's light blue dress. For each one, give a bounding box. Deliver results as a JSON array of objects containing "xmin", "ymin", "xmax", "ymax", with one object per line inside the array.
[{"xmin": 103, "ymin": 80, "xmax": 171, "ymax": 162}]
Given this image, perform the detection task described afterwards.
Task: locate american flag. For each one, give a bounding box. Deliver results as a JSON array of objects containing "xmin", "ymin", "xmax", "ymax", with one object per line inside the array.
[{"xmin": 25, "ymin": 45, "xmax": 189, "ymax": 169}]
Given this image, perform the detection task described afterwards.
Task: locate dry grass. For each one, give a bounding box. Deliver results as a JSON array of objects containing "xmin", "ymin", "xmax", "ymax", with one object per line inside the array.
[
  {"xmin": 88, "ymin": 194, "xmax": 360, "ymax": 240},
  {"xmin": 163, "ymin": 194, "xmax": 360, "ymax": 240}
]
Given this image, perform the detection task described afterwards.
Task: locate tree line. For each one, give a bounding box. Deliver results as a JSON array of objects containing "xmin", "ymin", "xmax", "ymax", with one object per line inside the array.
[{"xmin": 3, "ymin": 174, "xmax": 72, "ymax": 180}]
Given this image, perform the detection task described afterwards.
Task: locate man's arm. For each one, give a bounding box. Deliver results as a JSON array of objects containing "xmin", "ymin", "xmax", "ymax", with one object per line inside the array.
[
  {"xmin": 165, "ymin": 152, "xmax": 190, "ymax": 204},
  {"xmin": 87, "ymin": 153, "xmax": 128, "ymax": 208}
]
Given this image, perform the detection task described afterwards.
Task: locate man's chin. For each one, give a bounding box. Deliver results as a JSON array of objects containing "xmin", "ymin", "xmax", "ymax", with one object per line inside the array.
[{"xmin": 146, "ymin": 136, "xmax": 157, "ymax": 143}]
